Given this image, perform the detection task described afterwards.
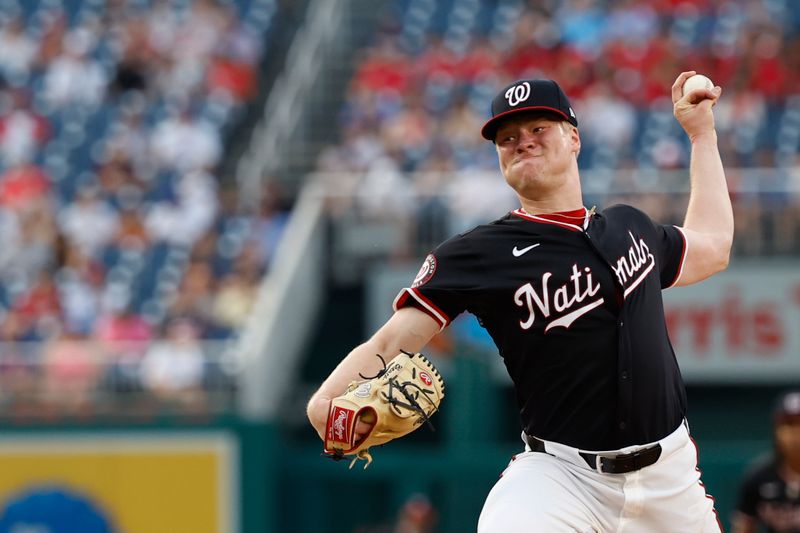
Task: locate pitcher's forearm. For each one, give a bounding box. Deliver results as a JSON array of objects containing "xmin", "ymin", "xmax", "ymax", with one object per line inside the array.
[
  {"xmin": 309, "ymin": 339, "xmax": 392, "ymax": 406},
  {"xmin": 683, "ymin": 132, "xmax": 733, "ymax": 245}
]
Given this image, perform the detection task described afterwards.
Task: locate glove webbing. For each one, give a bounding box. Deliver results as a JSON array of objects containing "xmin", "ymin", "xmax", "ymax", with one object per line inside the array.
[{"xmin": 382, "ymin": 376, "xmax": 437, "ymax": 432}]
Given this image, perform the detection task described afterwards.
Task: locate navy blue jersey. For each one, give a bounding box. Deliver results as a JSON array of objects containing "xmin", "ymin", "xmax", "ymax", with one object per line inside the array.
[
  {"xmin": 737, "ymin": 457, "xmax": 800, "ymax": 532},
  {"xmin": 394, "ymin": 205, "xmax": 688, "ymax": 450}
]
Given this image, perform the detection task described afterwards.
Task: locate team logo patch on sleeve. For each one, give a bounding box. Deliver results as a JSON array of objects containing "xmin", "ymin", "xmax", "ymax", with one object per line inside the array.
[{"xmin": 412, "ymin": 254, "xmax": 437, "ymax": 288}]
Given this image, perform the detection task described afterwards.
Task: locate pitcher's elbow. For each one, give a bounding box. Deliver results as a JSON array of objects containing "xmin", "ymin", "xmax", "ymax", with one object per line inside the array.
[{"xmin": 714, "ymin": 237, "xmax": 733, "ymax": 272}]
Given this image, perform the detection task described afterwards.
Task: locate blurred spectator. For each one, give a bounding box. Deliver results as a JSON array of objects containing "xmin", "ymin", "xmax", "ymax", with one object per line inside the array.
[
  {"xmin": 352, "ymin": 36, "xmax": 413, "ymax": 96},
  {"xmin": 145, "ymin": 168, "xmax": 219, "ymax": 247},
  {"xmin": 175, "ymin": 0, "xmax": 229, "ymax": 65},
  {"xmin": 5, "ymin": 208, "xmax": 57, "ymax": 286},
  {"xmin": 0, "ymin": 310, "xmax": 41, "ymax": 405},
  {"xmin": 94, "ymin": 303, "xmax": 153, "ymax": 392},
  {"xmin": 604, "ymin": 0, "xmax": 659, "ymax": 45},
  {"xmin": 0, "ymin": 89, "xmax": 50, "ymax": 165},
  {"xmin": 42, "ymin": 31, "xmax": 107, "ymax": 108},
  {"xmin": 733, "ymin": 390, "xmax": 800, "ymax": 533},
  {"xmin": 216, "ymin": 8, "xmax": 262, "ymax": 65},
  {"xmin": 105, "ymin": 110, "xmax": 150, "ymax": 174},
  {"xmin": 575, "ymin": 79, "xmax": 636, "ymax": 152},
  {"xmin": 354, "ymin": 493, "xmax": 438, "ymax": 533},
  {"xmin": 43, "ymin": 331, "xmax": 99, "ymax": 410},
  {"xmin": 150, "ymin": 108, "xmax": 222, "ymax": 172},
  {"xmin": 394, "ymin": 494, "xmax": 438, "ymax": 533},
  {"xmin": 144, "ymin": 0, "xmax": 181, "ymax": 59},
  {"xmin": 36, "ymin": 10, "xmax": 67, "ymax": 67},
  {"xmin": 114, "ymin": 206, "xmax": 149, "ymax": 250},
  {"xmin": 555, "ymin": 0, "xmax": 607, "ymax": 57},
  {"xmin": 0, "ymin": 162, "xmax": 51, "ymax": 213},
  {"xmin": 12, "ymin": 269, "xmax": 62, "ymax": 338},
  {"xmin": 97, "ymin": 151, "xmax": 146, "ymax": 205},
  {"xmin": 56, "ymin": 242, "xmax": 104, "ymax": 335},
  {"xmin": 249, "ymin": 184, "xmax": 291, "ymax": 268},
  {"xmin": 110, "ymin": 17, "xmax": 153, "ymax": 96},
  {"xmin": 380, "ymin": 92, "xmax": 433, "ymax": 169},
  {"xmin": 111, "ymin": 54, "xmax": 150, "ymax": 97},
  {"xmin": 444, "ymin": 168, "xmax": 517, "ymax": 233},
  {"xmin": 206, "ymin": 24, "xmax": 258, "ymax": 104},
  {"xmin": 211, "ymin": 272, "xmax": 257, "ymax": 330},
  {"xmin": 140, "ymin": 317, "xmax": 205, "ymax": 405},
  {"xmin": 206, "ymin": 52, "xmax": 257, "ymax": 101},
  {"xmin": 456, "ymin": 38, "xmax": 502, "ymax": 82},
  {"xmin": 58, "ymin": 184, "xmax": 120, "ymax": 260},
  {"xmin": 149, "ymin": 0, "xmax": 229, "ymax": 100},
  {"xmin": 168, "ymin": 260, "xmax": 217, "ymax": 327},
  {"xmin": 440, "ymin": 96, "xmax": 482, "ymax": 147},
  {"xmin": 0, "ymin": 309, "xmax": 41, "ymax": 343},
  {"xmin": 0, "ymin": 16, "xmax": 38, "ymax": 79},
  {"xmin": 0, "ymin": 207, "xmax": 20, "ymax": 277}
]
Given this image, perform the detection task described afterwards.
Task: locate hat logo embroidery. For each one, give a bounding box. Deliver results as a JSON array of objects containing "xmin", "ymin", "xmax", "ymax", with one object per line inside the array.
[{"xmin": 505, "ymin": 82, "xmax": 531, "ymax": 107}]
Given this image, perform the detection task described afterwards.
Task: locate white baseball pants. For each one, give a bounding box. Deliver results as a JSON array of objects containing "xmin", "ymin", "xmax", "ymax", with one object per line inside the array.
[{"xmin": 478, "ymin": 422, "xmax": 722, "ymax": 532}]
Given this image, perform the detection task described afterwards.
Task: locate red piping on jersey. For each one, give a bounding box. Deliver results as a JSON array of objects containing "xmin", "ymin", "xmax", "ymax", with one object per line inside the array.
[
  {"xmin": 512, "ymin": 207, "xmax": 588, "ymax": 232},
  {"xmin": 668, "ymin": 226, "xmax": 689, "ymax": 288},
  {"xmin": 690, "ymin": 436, "xmax": 725, "ymax": 532},
  {"xmin": 393, "ymin": 288, "xmax": 450, "ymax": 330}
]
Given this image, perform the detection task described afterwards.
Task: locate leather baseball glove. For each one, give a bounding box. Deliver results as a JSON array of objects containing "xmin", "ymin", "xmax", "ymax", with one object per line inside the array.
[{"xmin": 323, "ymin": 351, "xmax": 445, "ymax": 469}]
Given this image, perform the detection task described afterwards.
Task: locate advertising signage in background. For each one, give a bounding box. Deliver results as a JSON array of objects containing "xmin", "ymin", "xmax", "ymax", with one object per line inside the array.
[
  {"xmin": 0, "ymin": 433, "xmax": 238, "ymax": 533},
  {"xmin": 663, "ymin": 264, "xmax": 800, "ymax": 382}
]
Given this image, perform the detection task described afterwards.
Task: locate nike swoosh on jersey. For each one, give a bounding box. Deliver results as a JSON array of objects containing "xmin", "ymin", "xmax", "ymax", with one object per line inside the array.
[
  {"xmin": 545, "ymin": 298, "xmax": 605, "ymax": 333},
  {"xmin": 512, "ymin": 243, "xmax": 541, "ymax": 257}
]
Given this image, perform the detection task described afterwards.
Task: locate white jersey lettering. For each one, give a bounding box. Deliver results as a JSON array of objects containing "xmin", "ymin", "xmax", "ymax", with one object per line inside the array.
[
  {"xmin": 514, "ymin": 266, "xmax": 601, "ymax": 331},
  {"xmin": 612, "ymin": 232, "xmax": 656, "ymax": 295}
]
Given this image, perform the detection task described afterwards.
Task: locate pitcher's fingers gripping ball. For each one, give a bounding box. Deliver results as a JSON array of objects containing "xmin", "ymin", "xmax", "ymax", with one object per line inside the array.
[
  {"xmin": 682, "ymin": 73, "xmax": 714, "ymax": 96},
  {"xmin": 323, "ymin": 351, "xmax": 445, "ymax": 469},
  {"xmin": 678, "ymin": 71, "xmax": 719, "ymax": 107}
]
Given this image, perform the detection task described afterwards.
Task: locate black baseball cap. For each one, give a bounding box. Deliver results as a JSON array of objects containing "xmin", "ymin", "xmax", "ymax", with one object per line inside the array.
[
  {"xmin": 481, "ymin": 79, "xmax": 578, "ymax": 141},
  {"xmin": 774, "ymin": 390, "xmax": 800, "ymax": 424}
]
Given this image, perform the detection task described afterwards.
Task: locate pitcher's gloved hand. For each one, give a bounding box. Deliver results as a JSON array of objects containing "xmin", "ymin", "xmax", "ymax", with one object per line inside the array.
[{"xmin": 323, "ymin": 351, "xmax": 445, "ymax": 469}]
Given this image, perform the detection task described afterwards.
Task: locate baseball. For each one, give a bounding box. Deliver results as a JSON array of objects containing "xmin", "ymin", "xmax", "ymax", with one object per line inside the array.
[{"xmin": 682, "ymin": 74, "xmax": 714, "ymax": 96}]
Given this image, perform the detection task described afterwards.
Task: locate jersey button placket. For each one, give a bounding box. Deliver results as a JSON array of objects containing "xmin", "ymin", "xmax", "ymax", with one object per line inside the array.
[{"xmin": 617, "ymin": 308, "xmax": 632, "ymax": 438}]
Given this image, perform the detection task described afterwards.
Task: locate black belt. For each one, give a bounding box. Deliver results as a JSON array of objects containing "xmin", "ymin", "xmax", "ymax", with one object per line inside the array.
[{"xmin": 525, "ymin": 435, "xmax": 662, "ymax": 474}]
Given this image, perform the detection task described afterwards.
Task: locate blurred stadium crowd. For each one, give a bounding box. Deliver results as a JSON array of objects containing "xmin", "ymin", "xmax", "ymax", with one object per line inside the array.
[
  {"xmin": 2, "ymin": 0, "xmax": 800, "ymax": 413},
  {"xmin": 319, "ymin": 0, "xmax": 800, "ymax": 258},
  {"xmin": 0, "ymin": 0, "xmax": 290, "ymax": 413}
]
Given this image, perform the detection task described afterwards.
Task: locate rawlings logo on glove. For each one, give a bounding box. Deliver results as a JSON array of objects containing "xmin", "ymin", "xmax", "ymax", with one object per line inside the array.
[{"xmin": 323, "ymin": 351, "xmax": 445, "ymax": 469}]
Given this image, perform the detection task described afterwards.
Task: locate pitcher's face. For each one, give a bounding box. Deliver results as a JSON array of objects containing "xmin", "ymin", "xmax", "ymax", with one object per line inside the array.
[{"xmin": 494, "ymin": 114, "xmax": 580, "ymax": 198}]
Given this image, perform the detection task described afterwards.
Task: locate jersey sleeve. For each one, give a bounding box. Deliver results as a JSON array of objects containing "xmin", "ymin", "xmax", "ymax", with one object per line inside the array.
[
  {"xmin": 637, "ymin": 208, "xmax": 687, "ymax": 288},
  {"xmin": 655, "ymin": 224, "xmax": 688, "ymax": 288},
  {"xmin": 393, "ymin": 235, "xmax": 481, "ymax": 331}
]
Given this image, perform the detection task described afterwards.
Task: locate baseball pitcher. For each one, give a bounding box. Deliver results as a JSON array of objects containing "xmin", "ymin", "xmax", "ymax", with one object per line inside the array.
[{"xmin": 308, "ymin": 72, "xmax": 730, "ymax": 532}]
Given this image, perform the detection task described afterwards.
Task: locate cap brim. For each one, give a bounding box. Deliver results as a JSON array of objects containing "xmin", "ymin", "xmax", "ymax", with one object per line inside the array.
[{"xmin": 481, "ymin": 106, "xmax": 575, "ymax": 141}]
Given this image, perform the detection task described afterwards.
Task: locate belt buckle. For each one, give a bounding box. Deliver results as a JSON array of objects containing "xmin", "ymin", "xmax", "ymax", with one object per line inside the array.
[
  {"xmin": 596, "ymin": 452, "xmax": 628, "ymax": 474},
  {"xmin": 597, "ymin": 445, "xmax": 657, "ymax": 474}
]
